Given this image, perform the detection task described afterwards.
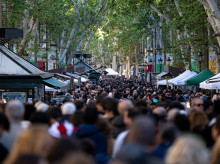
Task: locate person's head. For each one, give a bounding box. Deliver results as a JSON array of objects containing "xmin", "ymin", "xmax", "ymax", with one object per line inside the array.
[
  {"xmin": 13, "ymin": 154, "xmax": 48, "ymax": 164},
  {"xmin": 189, "ymin": 111, "xmax": 209, "ymax": 131},
  {"xmin": 174, "ymin": 114, "xmax": 190, "ymax": 132},
  {"xmin": 36, "ymin": 103, "xmax": 49, "ymax": 113},
  {"xmin": 4, "ymin": 125, "xmax": 53, "ymax": 164},
  {"xmin": 24, "ymin": 104, "xmax": 36, "ymax": 121},
  {"xmin": 166, "ymin": 135, "xmax": 210, "ymax": 164},
  {"xmin": 118, "ymin": 100, "xmax": 134, "ymax": 115},
  {"xmin": 169, "ymin": 101, "xmax": 185, "ymax": 110},
  {"xmin": 47, "ymin": 107, "xmax": 62, "ymax": 125},
  {"xmin": 6, "ymin": 100, "xmax": 24, "ymax": 122},
  {"xmin": 191, "ymin": 98, "xmax": 204, "ymax": 111},
  {"xmin": 62, "ymin": 102, "xmax": 76, "ymax": 116},
  {"xmin": 84, "ymin": 103, "xmax": 98, "ymax": 124},
  {"xmin": 156, "ymin": 122, "xmax": 178, "ymax": 145},
  {"xmin": 212, "ymin": 100, "xmax": 220, "ymax": 117},
  {"xmin": 55, "ymin": 152, "xmax": 95, "ymax": 164},
  {"xmin": 153, "ymin": 106, "xmax": 166, "ymax": 120},
  {"xmin": 47, "ymin": 137, "xmax": 80, "ymax": 164},
  {"xmin": 30, "ymin": 112, "xmax": 50, "ymax": 126},
  {"xmin": 102, "ymin": 97, "xmax": 119, "ymax": 117},
  {"xmin": 95, "ymin": 96, "xmax": 105, "ymax": 113},
  {"xmin": 74, "ymin": 100, "xmax": 86, "ymax": 111},
  {"xmin": 69, "ymin": 110, "xmax": 84, "ymax": 128},
  {"xmin": 126, "ymin": 116, "xmax": 156, "ymax": 151},
  {"xmin": 123, "ymin": 108, "xmax": 140, "ymax": 126},
  {"xmin": 167, "ymin": 109, "xmax": 179, "ymax": 122},
  {"xmin": 114, "ymin": 144, "xmax": 148, "ymax": 164}
]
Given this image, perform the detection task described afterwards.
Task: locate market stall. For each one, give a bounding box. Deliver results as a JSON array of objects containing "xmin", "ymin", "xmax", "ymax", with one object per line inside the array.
[{"xmin": 185, "ymin": 68, "xmax": 215, "ymax": 86}]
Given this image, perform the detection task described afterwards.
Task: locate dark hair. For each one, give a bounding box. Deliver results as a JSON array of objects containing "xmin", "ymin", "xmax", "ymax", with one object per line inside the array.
[
  {"xmin": 102, "ymin": 97, "xmax": 119, "ymax": 116},
  {"xmin": 47, "ymin": 137, "xmax": 79, "ymax": 163},
  {"xmin": 14, "ymin": 154, "xmax": 41, "ymax": 164},
  {"xmin": 174, "ymin": 114, "xmax": 190, "ymax": 132},
  {"xmin": 169, "ymin": 101, "xmax": 185, "ymax": 110},
  {"xmin": 0, "ymin": 113, "xmax": 10, "ymax": 131},
  {"xmin": 74, "ymin": 100, "xmax": 85, "ymax": 111},
  {"xmin": 30, "ymin": 112, "xmax": 50, "ymax": 125},
  {"xmin": 127, "ymin": 108, "xmax": 141, "ymax": 120},
  {"xmin": 115, "ymin": 144, "xmax": 148, "ymax": 164},
  {"xmin": 79, "ymin": 139, "xmax": 95, "ymax": 156},
  {"xmin": 84, "ymin": 104, "xmax": 98, "ymax": 124},
  {"xmin": 160, "ymin": 123, "xmax": 177, "ymax": 143},
  {"xmin": 213, "ymin": 100, "xmax": 220, "ymax": 116},
  {"xmin": 24, "ymin": 104, "xmax": 36, "ymax": 121},
  {"xmin": 203, "ymin": 100, "xmax": 213, "ymax": 112},
  {"xmin": 70, "ymin": 110, "xmax": 84, "ymax": 127},
  {"xmin": 47, "ymin": 107, "xmax": 62, "ymax": 120}
]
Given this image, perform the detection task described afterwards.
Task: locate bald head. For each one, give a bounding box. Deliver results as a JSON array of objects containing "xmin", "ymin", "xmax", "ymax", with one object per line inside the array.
[
  {"xmin": 153, "ymin": 106, "xmax": 166, "ymax": 119},
  {"xmin": 118, "ymin": 100, "xmax": 134, "ymax": 115}
]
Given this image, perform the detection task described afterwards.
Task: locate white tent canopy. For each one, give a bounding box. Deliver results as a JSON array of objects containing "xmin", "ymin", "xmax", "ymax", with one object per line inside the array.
[
  {"xmin": 157, "ymin": 79, "xmax": 168, "ymax": 86},
  {"xmin": 172, "ymin": 71, "xmax": 197, "ymax": 86},
  {"xmin": 157, "ymin": 70, "xmax": 197, "ymax": 87},
  {"xmin": 45, "ymin": 86, "xmax": 60, "ymax": 92},
  {"xmin": 168, "ymin": 70, "xmax": 191, "ymax": 84},
  {"xmin": 156, "ymin": 72, "xmax": 168, "ymax": 80},
  {"xmin": 105, "ymin": 68, "xmax": 119, "ymax": 76},
  {"xmin": 200, "ymin": 72, "xmax": 220, "ymax": 89}
]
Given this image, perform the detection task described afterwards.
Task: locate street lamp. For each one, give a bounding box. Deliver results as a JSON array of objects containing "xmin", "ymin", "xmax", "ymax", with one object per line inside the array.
[
  {"xmin": 198, "ymin": 52, "xmax": 203, "ymax": 72},
  {"xmin": 50, "ymin": 55, "xmax": 58, "ymax": 69},
  {"xmin": 159, "ymin": 58, "xmax": 163, "ymax": 72},
  {"xmin": 42, "ymin": 56, "xmax": 47, "ymax": 71},
  {"xmin": 148, "ymin": 59, "xmax": 153, "ymax": 84},
  {"xmin": 167, "ymin": 57, "xmax": 171, "ymax": 66}
]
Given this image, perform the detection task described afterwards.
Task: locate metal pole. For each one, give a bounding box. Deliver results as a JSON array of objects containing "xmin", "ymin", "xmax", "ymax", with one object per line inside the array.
[
  {"xmin": 154, "ymin": 26, "xmax": 157, "ymax": 73},
  {"xmin": 0, "ymin": 0, "xmax": 2, "ymax": 28}
]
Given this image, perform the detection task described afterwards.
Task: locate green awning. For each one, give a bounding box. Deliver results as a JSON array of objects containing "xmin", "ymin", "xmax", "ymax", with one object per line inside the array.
[
  {"xmin": 43, "ymin": 78, "xmax": 68, "ymax": 91},
  {"xmin": 185, "ymin": 68, "xmax": 215, "ymax": 86}
]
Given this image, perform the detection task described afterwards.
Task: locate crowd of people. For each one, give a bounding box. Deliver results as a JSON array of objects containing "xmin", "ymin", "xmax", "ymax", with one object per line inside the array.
[{"xmin": 1, "ymin": 77, "xmax": 220, "ymax": 164}]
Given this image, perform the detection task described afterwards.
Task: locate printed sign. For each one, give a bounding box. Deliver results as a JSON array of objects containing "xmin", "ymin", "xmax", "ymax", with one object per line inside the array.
[
  {"xmin": 2, "ymin": 92, "xmax": 26, "ymax": 102},
  {"xmin": 209, "ymin": 55, "xmax": 217, "ymax": 74}
]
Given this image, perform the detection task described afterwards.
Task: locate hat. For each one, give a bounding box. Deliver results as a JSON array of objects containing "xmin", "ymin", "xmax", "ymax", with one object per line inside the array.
[
  {"xmin": 153, "ymin": 99, "xmax": 158, "ymax": 103},
  {"xmin": 62, "ymin": 102, "xmax": 76, "ymax": 115}
]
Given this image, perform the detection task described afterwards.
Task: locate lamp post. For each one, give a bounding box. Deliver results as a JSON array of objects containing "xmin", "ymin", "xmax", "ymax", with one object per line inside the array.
[
  {"xmin": 218, "ymin": 53, "xmax": 220, "ymax": 73},
  {"xmin": 42, "ymin": 56, "xmax": 47, "ymax": 71},
  {"xmin": 198, "ymin": 52, "xmax": 203, "ymax": 72},
  {"xmin": 50, "ymin": 55, "xmax": 58, "ymax": 69},
  {"xmin": 149, "ymin": 59, "xmax": 153, "ymax": 84},
  {"xmin": 159, "ymin": 58, "xmax": 163, "ymax": 73},
  {"xmin": 167, "ymin": 57, "xmax": 171, "ymax": 66}
]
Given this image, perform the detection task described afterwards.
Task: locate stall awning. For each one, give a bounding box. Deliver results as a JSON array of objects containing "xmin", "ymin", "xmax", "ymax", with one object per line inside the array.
[
  {"xmin": 156, "ymin": 72, "xmax": 168, "ymax": 79},
  {"xmin": 43, "ymin": 78, "xmax": 68, "ymax": 91},
  {"xmin": 185, "ymin": 68, "xmax": 215, "ymax": 86}
]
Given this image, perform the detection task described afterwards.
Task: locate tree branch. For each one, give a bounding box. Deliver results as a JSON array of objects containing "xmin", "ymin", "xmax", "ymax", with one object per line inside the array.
[
  {"xmin": 174, "ymin": 0, "xmax": 183, "ymax": 17},
  {"xmin": 150, "ymin": 4, "xmax": 170, "ymax": 23},
  {"xmin": 197, "ymin": 0, "xmax": 210, "ymax": 9},
  {"xmin": 207, "ymin": 0, "xmax": 220, "ymax": 20}
]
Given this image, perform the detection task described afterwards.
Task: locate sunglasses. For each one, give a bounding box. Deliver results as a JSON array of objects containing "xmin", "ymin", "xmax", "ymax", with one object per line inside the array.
[{"xmin": 195, "ymin": 104, "xmax": 203, "ymax": 107}]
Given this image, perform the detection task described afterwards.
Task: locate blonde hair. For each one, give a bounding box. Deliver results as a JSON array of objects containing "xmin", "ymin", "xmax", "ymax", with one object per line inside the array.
[
  {"xmin": 166, "ymin": 135, "xmax": 210, "ymax": 164},
  {"xmin": 4, "ymin": 125, "xmax": 53, "ymax": 164},
  {"xmin": 211, "ymin": 137, "xmax": 220, "ymax": 164}
]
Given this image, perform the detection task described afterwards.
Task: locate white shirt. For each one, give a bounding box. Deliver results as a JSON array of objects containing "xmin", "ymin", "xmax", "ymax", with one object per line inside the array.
[{"xmin": 112, "ymin": 130, "xmax": 129, "ymax": 158}]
